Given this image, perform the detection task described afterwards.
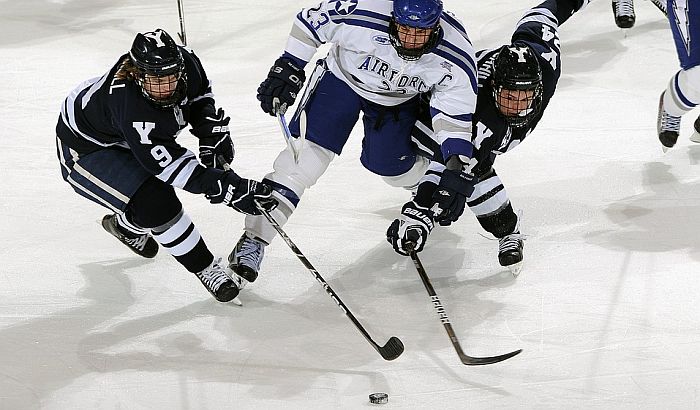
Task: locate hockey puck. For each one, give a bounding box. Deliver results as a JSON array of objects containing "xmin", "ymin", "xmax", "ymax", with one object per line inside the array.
[{"xmin": 369, "ymin": 392, "xmax": 389, "ymax": 404}]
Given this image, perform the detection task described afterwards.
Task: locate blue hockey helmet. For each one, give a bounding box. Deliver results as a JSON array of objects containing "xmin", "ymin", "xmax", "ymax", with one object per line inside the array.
[
  {"xmin": 392, "ymin": 0, "xmax": 443, "ymax": 28},
  {"xmin": 389, "ymin": 0, "xmax": 443, "ymax": 60},
  {"xmin": 129, "ymin": 28, "xmax": 187, "ymax": 108}
]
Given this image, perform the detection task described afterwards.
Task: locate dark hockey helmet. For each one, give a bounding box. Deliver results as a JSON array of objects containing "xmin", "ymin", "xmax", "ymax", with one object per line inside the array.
[
  {"xmin": 129, "ymin": 29, "xmax": 187, "ymax": 108},
  {"xmin": 389, "ymin": 0, "xmax": 443, "ymax": 61},
  {"xmin": 491, "ymin": 44, "xmax": 543, "ymax": 128}
]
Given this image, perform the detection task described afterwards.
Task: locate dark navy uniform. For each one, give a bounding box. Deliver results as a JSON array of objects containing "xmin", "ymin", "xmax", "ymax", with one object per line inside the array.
[
  {"xmin": 56, "ymin": 48, "xmax": 223, "ymax": 211},
  {"xmin": 411, "ymin": 0, "xmax": 587, "ymax": 239}
]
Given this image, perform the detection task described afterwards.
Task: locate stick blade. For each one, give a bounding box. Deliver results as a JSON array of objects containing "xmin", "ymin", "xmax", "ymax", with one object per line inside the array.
[
  {"xmin": 460, "ymin": 348, "xmax": 522, "ymax": 366},
  {"xmin": 378, "ymin": 336, "xmax": 404, "ymax": 361}
]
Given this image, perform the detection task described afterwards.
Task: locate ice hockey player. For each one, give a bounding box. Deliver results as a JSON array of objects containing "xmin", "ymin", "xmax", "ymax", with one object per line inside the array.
[
  {"xmin": 386, "ymin": 0, "xmax": 590, "ymax": 276},
  {"xmin": 656, "ymin": 0, "xmax": 700, "ymax": 151},
  {"xmin": 55, "ymin": 29, "xmax": 276, "ymax": 302},
  {"xmin": 229, "ymin": 0, "xmax": 478, "ymax": 283}
]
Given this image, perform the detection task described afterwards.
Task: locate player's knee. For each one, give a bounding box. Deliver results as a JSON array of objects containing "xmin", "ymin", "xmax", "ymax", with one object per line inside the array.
[
  {"xmin": 381, "ymin": 156, "xmax": 430, "ymax": 189},
  {"xmin": 269, "ymin": 140, "xmax": 334, "ymax": 195},
  {"xmin": 127, "ymin": 177, "xmax": 182, "ymax": 229}
]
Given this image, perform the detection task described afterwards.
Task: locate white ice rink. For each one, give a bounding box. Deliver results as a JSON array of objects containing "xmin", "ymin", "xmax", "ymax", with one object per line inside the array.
[{"xmin": 2, "ymin": 0, "xmax": 699, "ymax": 408}]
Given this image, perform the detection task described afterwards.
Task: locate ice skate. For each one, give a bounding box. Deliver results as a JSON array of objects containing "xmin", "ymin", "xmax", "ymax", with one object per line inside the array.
[
  {"xmin": 612, "ymin": 0, "xmax": 635, "ymax": 28},
  {"xmin": 498, "ymin": 233, "xmax": 525, "ymax": 276},
  {"xmin": 228, "ymin": 233, "xmax": 266, "ymax": 286},
  {"xmin": 195, "ymin": 257, "xmax": 241, "ymax": 303},
  {"xmin": 657, "ymin": 92, "xmax": 681, "ymax": 152},
  {"xmin": 101, "ymin": 214, "xmax": 158, "ymax": 258}
]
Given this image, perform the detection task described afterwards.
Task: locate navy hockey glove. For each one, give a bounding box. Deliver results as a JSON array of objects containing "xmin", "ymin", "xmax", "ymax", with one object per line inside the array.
[
  {"xmin": 386, "ymin": 201, "xmax": 435, "ymax": 256},
  {"xmin": 190, "ymin": 108, "xmax": 234, "ymax": 170},
  {"xmin": 257, "ymin": 57, "xmax": 305, "ymax": 116},
  {"xmin": 207, "ymin": 171, "xmax": 277, "ymax": 215},
  {"xmin": 431, "ymin": 169, "xmax": 475, "ymax": 226}
]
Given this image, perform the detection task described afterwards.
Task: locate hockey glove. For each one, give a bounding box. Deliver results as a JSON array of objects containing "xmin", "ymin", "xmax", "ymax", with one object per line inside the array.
[
  {"xmin": 190, "ymin": 108, "xmax": 234, "ymax": 170},
  {"xmin": 431, "ymin": 168, "xmax": 475, "ymax": 226},
  {"xmin": 386, "ymin": 201, "xmax": 435, "ymax": 256},
  {"xmin": 207, "ymin": 171, "xmax": 277, "ymax": 215},
  {"xmin": 257, "ymin": 57, "xmax": 305, "ymax": 116}
]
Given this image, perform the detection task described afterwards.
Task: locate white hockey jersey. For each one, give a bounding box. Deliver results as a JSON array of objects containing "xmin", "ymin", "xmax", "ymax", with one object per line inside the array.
[{"xmin": 283, "ymin": 0, "xmax": 478, "ymax": 159}]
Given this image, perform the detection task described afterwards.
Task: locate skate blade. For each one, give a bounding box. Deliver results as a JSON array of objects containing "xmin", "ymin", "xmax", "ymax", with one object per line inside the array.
[
  {"xmin": 662, "ymin": 145, "xmax": 669, "ymax": 153},
  {"xmin": 232, "ymin": 297, "xmax": 243, "ymax": 306},
  {"xmin": 507, "ymin": 261, "xmax": 523, "ymax": 277},
  {"xmin": 690, "ymin": 132, "xmax": 700, "ymax": 144}
]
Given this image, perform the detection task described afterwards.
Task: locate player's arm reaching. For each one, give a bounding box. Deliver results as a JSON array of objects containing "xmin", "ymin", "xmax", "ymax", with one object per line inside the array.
[{"xmin": 256, "ymin": 0, "xmax": 351, "ymax": 115}]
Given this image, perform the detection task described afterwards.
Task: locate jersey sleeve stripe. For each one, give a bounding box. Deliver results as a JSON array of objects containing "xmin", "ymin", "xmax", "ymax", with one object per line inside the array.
[
  {"xmin": 290, "ymin": 23, "xmax": 323, "ymax": 49},
  {"xmin": 518, "ymin": 9, "xmax": 558, "ymax": 28},
  {"xmin": 81, "ymin": 73, "xmax": 109, "ymax": 109},
  {"xmin": 295, "ymin": 12, "xmax": 324, "ymax": 44},
  {"xmin": 329, "ymin": 17, "xmax": 389, "ymax": 31},
  {"xmin": 440, "ymin": 13, "xmax": 470, "ymax": 43},
  {"xmin": 285, "ymin": 35, "xmax": 318, "ymax": 63},
  {"xmin": 329, "ymin": 8, "xmax": 390, "ymax": 22},
  {"xmin": 156, "ymin": 152, "xmax": 198, "ymax": 188}
]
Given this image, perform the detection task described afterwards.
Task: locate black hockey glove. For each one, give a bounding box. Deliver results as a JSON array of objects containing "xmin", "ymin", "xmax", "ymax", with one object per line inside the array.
[
  {"xmin": 190, "ymin": 108, "xmax": 234, "ymax": 170},
  {"xmin": 207, "ymin": 171, "xmax": 277, "ymax": 215},
  {"xmin": 386, "ymin": 201, "xmax": 435, "ymax": 256},
  {"xmin": 257, "ymin": 57, "xmax": 305, "ymax": 116},
  {"xmin": 431, "ymin": 168, "xmax": 475, "ymax": 226}
]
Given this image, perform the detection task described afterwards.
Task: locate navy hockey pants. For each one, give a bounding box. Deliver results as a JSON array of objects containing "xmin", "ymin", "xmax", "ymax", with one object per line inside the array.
[
  {"xmin": 56, "ymin": 136, "xmax": 151, "ymax": 213},
  {"xmin": 669, "ymin": 0, "xmax": 700, "ymax": 69},
  {"xmin": 288, "ymin": 67, "xmax": 421, "ymax": 177}
]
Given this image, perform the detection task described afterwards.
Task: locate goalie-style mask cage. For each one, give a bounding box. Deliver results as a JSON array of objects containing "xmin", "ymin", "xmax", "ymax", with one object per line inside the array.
[
  {"xmin": 129, "ymin": 29, "xmax": 187, "ymax": 108},
  {"xmin": 492, "ymin": 44, "xmax": 543, "ymax": 128},
  {"xmin": 389, "ymin": 0, "xmax": 443, "ymax": 61}
]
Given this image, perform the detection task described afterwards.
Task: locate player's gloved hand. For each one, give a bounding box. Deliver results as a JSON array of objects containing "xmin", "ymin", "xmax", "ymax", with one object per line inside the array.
[
  {"xmin": 257, "ymin": 57, "xmax": 306, "ymax": 116},
  {"xmin": 386, "ymin": 201, "xmax": 435, "ymax": 256},
  {"xmin": 190, "ymin": 108, "xmax": 234, "ymax": 170},
  {"xmin": 207, "ymin": 171, "xmax": 278, "ymax": 215},
  {"xmin": 431, "ymin": 168, "xmax": 475, "ymax": 226}
]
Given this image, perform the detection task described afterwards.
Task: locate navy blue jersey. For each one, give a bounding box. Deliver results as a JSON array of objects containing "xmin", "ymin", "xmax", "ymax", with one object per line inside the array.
[
  {"xmin": 413, "ymin": 0, "xmax": 587, "ymax": 177},
  {"xmin": 56, "ymin": 47, "xmax": 223, "ymax": 195}
]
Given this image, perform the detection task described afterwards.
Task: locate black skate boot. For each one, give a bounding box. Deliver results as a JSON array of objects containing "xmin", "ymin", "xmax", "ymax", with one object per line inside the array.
[
  {"xmin": 228, "ymin": 233, "xmax": 266, "ymax": 285},
  {"xmin": 657, "ymin": 92, "xmax": 681, "ymax": 151},
  {"xmin": 101, "ymin": 214, "xmax": 158, "ymax": 258},
  {"xmin": 612, "ymin": 0, "xmax": 635, "ymax": 28},
  {"xmin": 498, "ymin": 233, "xmax": 525, "ymax": 276},
  {"xmin": 195, "ymin": 257, "xmax": 240, "ymax": 302}
]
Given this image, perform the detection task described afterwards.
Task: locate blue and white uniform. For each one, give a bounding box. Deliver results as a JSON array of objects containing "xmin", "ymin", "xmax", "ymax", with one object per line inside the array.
[
  {"xmin": 661, "ymin": 0, "xmax": 700, "ymax": 117},
  {"xmin": 244, "ymin": 0, "xmax": 478, "ymax": 244},
  {"xmin": 285, "ymin": 0, "xmax": 477, "ymax": 163}
]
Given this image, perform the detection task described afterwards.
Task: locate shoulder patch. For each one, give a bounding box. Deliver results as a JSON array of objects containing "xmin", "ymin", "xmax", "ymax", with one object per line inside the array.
[{"xmin": 332, "ymin": 0, "xmax": 358, "ymax": 15}]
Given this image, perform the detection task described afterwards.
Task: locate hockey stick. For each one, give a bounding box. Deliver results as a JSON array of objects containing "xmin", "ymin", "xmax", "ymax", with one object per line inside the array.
[
  {"xmin": 407, "ymin": 245, "xmax": 522, "ymax": 365},
  {"xmin": 274, "ymin": 108, "xmax": 302, "ymax": 163},
  {"xmin": 176, "ymin": 0, "xmax": 187, "ymax": 46},
  {"xmin": 255, "ymin": 201, "xmax": 405, "ymax": 361}
]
